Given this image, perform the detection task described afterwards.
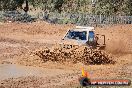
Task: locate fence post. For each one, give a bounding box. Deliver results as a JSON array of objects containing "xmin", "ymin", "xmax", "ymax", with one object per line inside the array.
[
  {"xmin": 131, "ymin": 16, "xmax": 132, "ymax": 24},
  {"xmin": 100, "ymin": 14, "xmax": 102, "ymax": 24}
]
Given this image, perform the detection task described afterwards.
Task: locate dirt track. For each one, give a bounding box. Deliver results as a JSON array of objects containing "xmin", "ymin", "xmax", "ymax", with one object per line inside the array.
[{"xmin": 0, "ymin": 22, "xmax": 132, "ymax": 88}]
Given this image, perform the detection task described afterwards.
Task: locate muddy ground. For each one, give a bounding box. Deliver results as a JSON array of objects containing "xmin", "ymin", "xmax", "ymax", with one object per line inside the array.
[{"xmin": 0, "ymin": 22, "xmax": 132, "ymax": 88}]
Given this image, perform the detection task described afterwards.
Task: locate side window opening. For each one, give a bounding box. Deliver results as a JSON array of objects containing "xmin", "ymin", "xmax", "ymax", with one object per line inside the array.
[{"xmin": 88, "ymin": 31, "xmax": 94, "ymax": 42}]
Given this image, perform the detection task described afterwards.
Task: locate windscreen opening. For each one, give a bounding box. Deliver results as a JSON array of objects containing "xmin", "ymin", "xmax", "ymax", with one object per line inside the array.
[{"xmin": 65, "ymin": 30, "xmax": 87, "ymax": 40}]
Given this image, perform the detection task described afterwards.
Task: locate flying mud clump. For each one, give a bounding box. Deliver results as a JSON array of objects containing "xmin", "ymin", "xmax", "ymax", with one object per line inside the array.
[{"xmin": 34, "ymin": 46, "xmax": 115, "ymax": 65}]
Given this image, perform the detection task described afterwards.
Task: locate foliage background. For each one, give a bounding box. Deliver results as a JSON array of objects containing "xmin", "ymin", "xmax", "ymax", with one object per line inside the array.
[{"xmin": 0, "ymin": 0, "xmax": 132, "ymax": 15}]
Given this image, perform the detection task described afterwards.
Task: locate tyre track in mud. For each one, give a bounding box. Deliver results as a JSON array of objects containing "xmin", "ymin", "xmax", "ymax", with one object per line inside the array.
[
  {"xmin": 0, "ymin": 70, "xmax": 80, "ymax": 88},
  {"xmin": 0, "ymin": 37, "xmax": 53, "ymax": 64}
]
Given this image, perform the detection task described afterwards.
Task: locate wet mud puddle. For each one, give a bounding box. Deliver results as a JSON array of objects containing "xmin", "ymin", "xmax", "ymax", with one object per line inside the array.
[{"xmin": 0, "ymin": 64, "xmax": 72, "ymax": 80}]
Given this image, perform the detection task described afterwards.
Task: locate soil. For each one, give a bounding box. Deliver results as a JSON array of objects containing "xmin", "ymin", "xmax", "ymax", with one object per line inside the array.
[{"xmin": 0, "ymin": 21, "xmax": 132, "ymax": 88}]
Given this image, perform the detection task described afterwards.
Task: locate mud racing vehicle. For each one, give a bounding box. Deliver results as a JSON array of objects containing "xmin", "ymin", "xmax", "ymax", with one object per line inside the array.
[
  {"xmin": 60, "ymin": 26, "xmax": 106, "ymax": 50},
  {"xmin": 35, "ymin": 26, "xmax": 114, "ymax": 65}
]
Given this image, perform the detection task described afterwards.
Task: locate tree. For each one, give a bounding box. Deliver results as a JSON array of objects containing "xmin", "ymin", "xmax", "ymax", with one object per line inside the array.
[
  {"xmin": 16, "ymin": 0, "xmax": 24, "ymax": 9},
  {"xmin": 0, "ymin": 0, "xmax": 24, "ymax": 11},
  {"xmin": 94, "ymin": 0, "xmax": 132, "ymax": 15},
  {"xmin": 124, "ymin": 0, "xmax": 132, "ymax": 15},
  {"xmin": 54, "ymin": 0, "xmax": 64, "ymax": 13}
]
